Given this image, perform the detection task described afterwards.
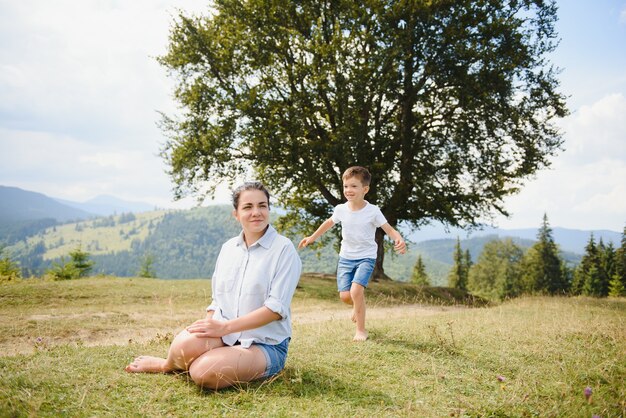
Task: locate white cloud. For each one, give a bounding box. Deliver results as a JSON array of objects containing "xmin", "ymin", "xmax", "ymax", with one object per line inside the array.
[
  {"xmin": 620, "ymin": 5, "xmax": 626, "ymax": 24},
  {"xmin": 494, "ymin": 93, "xmax": 626, "ymax": 231}
]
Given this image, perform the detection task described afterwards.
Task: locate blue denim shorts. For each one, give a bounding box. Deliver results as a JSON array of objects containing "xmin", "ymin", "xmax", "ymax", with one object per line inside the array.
[
  {"xmin": 255, "ymin": 337, "xmax": 290, "ymax": 378},
  {"xmin": 337, "ymin": 257, "xmax": 376, "ymax": 292}
]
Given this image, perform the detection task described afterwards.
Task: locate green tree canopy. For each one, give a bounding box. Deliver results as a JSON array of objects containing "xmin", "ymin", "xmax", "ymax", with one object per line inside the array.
[
  {"xmin": 468, "ymin": 238, "xmax": 524, "ymax": 300},
  {"xmin": 159, "ymin": 0, "xmax": 567, "ymax": 277}
]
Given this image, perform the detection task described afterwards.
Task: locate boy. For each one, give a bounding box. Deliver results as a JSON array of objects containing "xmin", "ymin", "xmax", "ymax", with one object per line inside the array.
[{"xmin": 298, "ymin": 166, "xmax": 406, "ymax": 341}]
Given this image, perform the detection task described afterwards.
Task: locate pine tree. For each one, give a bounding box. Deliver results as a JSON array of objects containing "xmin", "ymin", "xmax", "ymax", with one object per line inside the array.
[
  {"xmin": 69, "ymin": 246, "xmax": 95, "ymax": 278},
  {"xmin": 448, "ymin": 237, "xmax": 468, "ymax": 291},
  {"xmin": 138, "ymin": 253, "xmax": 157, "ymax": 278},
  {"xmin": 522, "ymin": 214, "xmax": 568, "ymax": 294},
  {"xmin": 572, "ymin": 234, "xmax": 600, "ymax": 295},
  {"xmin": 610, "ymin": 226, "xmax": 626, "ymax": 296},
  {"xmin": 0, "ymin": 245, "xmax": 21, "ymax": 282},
  {"xmin": 599, "ymin": 241, "xmax": 616, "ymax": 297},
  {"xmin": 608, "ymin": 272, "xmax": 625, "ymax": 297},
  {"xmin": 411, "ymin": 255, "xmax": 430, "ymax": 286}
]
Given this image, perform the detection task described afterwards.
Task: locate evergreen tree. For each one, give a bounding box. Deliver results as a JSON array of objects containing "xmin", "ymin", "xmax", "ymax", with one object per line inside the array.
[
  {"xmin": 47, "ymin": 257, "xmax": 80, "ymax": 281},
  {"xmin": 0, "ymin": 245, "xmax": 21, "ymax": 282},
  {"xmin": 608, "ymin": 272, "xmax": 625, "ymax": 297},
  {"xmin": 468, "ymin": 238, "xmax": 524, "ymax": 300},
  {"xmin": 138, "ymin": 253, "xmax": 157, "ymax": 278},
  {"xmin": 448, "ymin": 237, "xmax": 468, "ymax": 291},
  {"xmin": 610, "ymin": 226, "xmax": 626, "ymax": 296},
  {"xmin": 47, "ymin": 246, "xmax": 95, "ymax": 280},
  {"xmin": 573, "ymin": 234, "xmax": 602, "ymax": 296},
  {"xmin": 69, "ymin": 246, "xmax": 95, "ymax": 278},
  {"xmin": 411, "ymin": 255, "xmax": 430, "ymax": 286},
  {"xmin": 521, "ymin": 214, "xmax": 568, "ymax": 294},
  {"xmin": 599, "ymin": 241, "xmax": 615, "ymax": 297}
]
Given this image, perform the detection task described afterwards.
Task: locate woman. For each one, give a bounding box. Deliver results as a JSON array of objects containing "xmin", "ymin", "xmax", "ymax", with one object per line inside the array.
[{"xmin": 125, "ymin": 182, "xmax": 302, "ymax": 390}]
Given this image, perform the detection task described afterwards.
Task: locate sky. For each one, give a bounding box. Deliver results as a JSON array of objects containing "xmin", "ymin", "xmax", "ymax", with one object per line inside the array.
[{"xmin": 0, "ymin": 1, "xmax": 624, "ymax": 232}]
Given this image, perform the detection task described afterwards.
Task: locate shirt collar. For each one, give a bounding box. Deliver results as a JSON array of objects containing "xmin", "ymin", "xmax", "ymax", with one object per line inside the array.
[{"xmin": 236, "ymin": 224, "xmax": 277, "ymax": 249}]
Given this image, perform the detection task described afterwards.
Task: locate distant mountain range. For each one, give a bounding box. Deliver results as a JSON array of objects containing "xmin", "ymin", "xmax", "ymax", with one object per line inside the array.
[
  {"xmin": 0, "ymin": 185, "xmax": 94, "ymax": 223},
  {"xmin": 404, "ymin": 223, "xmax": 622, "ymax": 256},
  {"xmin": 55, "ymin": 194, "xmax": 154, "ymax": 216},
  {"xmin": 1, "ymin": 185, "xmax": 153, "ymax": 220}
]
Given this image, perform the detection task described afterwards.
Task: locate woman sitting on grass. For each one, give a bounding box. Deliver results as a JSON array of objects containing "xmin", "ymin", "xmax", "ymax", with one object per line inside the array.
[{"xmin": 125, "ymin": 181, "xmax": 302, "ymax": 390}]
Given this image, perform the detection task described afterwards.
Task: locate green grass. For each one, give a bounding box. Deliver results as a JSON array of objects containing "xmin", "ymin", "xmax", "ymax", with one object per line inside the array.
[{"xmin": 1, "ymin": 276, "xmax": 624, "ymax": 417}]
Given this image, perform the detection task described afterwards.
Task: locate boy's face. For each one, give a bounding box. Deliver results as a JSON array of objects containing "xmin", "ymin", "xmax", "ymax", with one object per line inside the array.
[{"xmin": 343, "ymin": 176, "xmax": 369, "ymax": 201}]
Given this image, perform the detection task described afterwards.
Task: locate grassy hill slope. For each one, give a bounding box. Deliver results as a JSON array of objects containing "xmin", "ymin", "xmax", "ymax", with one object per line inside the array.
[{"xmin": 0, "ymin": 276, "xmax": 623, "ymax": 417}]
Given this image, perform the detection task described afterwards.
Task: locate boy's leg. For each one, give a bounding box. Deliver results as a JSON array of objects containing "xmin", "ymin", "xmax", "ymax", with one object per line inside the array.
[
  {"xmin": 349, "ymin": 258, "xmax": 376, "ymax": 342},
  {"xmin": 350, "ymin": 282, "xmax": 367, "ymax": 341},
  {"xmin": 337, "ymin": 257, "xmax": 356, "ymax": 305}
]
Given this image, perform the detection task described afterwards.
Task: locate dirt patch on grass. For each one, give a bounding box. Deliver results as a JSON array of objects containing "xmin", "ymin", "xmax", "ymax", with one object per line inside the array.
[{"xmin": 2, "ymin": 304, "xmax": 464, "ymax": 356}]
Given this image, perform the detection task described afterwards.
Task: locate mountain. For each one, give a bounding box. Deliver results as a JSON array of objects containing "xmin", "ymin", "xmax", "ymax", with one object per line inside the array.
[
  {"xmin": 403, "ymin": 222, "xmax": 622, "ymax": 254},
  {"xmin": 0, "ymin": 186, "xmax": 94, "ymax": 223},
  {"xmin": 56, "ymin": 194, "xmax": 154, "ymax": 216}
]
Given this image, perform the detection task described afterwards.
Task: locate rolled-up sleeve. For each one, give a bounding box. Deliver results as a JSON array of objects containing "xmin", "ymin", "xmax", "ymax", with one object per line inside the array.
[{"xmin": 264, "ymin": 244, "xmax": 302, "ymax": 319}]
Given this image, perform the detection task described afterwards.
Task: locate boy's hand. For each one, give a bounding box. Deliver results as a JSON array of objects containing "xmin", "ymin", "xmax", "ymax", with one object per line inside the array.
[
  {"xmin": 298, "ymin": 237, "xmax": 314, "ymax": 249},
  {"xmin": 394, "ymin": 239, "xmax": 407, "ymax": 254}
]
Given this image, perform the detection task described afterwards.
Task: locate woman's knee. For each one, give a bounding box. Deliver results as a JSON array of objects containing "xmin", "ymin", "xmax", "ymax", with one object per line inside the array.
[{"xmin": 189, "ymin": 357, "xmax": 233, "ymax": 390}]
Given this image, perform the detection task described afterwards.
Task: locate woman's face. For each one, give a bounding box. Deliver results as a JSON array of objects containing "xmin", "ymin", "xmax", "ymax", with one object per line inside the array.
[{"xmin": 233, "ymin": 189, "xmax": 270, "ymax": 238}]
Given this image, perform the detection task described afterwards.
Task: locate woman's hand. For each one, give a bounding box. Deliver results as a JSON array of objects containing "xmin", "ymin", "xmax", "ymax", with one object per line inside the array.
[{"xmin": 186, "ymin": 318, "xmax": 229, "ymax": 338}]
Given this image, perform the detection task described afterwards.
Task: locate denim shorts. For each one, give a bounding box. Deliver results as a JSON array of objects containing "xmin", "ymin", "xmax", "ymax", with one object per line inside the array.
[
  {"xmin": 337, "ymin": 257, "xmax": 376, "ymax": 292},
  {"xmin": 255, "ymin": 337, "xmax": 290, "ymax": 378}
]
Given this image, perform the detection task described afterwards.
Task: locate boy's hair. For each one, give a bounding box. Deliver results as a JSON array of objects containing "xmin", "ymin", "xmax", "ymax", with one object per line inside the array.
[
  {"xmin": 232, "ymin": 181, "xmax": 271, "ymax": 209},
  {"xmin": 342, "ymin": 166, "xmax": 371, "ymax": 186}
]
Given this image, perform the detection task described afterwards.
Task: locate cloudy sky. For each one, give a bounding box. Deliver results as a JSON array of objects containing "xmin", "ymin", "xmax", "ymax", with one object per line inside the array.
[{"xmin": 0, "ymin": 1, "xmax": 624, "ymax": 232}]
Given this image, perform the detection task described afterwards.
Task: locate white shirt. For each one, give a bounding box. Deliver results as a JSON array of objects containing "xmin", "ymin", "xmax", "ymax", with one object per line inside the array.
[
  {"xmin": 206, "ymin": 225, "xmax": 302, "ymax": 348},
  {"xmin": 331, "ymin": 202, "xmax": 387, "ymax": 260}
]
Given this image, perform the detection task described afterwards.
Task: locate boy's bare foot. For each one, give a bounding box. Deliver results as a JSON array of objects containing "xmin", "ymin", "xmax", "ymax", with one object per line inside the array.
[
  {"xmin": 124, "ymin": 356, "xmax": 170, "ymax": 373},
  {"xmin": 353, "ymin": 330, "xmax": 368, "ymax": 342}
]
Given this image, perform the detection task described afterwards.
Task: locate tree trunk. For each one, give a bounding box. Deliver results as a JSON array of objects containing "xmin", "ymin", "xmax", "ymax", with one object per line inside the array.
[{"xmin": 372, "ymin": 227, "xmax": 392, "ymax": 281}]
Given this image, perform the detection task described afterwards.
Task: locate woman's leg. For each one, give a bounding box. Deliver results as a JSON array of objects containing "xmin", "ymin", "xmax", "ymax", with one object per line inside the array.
[
  {"xmin": 125, "ymin": 329, "xmax": 224, "ymax": 373},
  {"xmin": 350, "ymin": 283, "xmax": 367, "ymax": 341},
  {"xmin": 188, "ymin": 344, "xmax": 267, "ymax": 390}
]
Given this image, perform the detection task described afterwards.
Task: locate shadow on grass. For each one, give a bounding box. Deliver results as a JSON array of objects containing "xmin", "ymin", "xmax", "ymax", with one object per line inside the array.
[
  {"xmin": 273, "ymin": 367, "xmax": 392, "ymax": 405},
  {"xmin": 170, "ymin": 366, "xmax": 391, "ymax": 407},
  {"xmin": 368, "ymin": 328, "xmax": 462, "ymax": 357}
]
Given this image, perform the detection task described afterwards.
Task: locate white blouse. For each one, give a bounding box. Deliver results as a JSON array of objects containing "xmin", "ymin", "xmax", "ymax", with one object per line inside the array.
[{"xmin": 206, "ymin": 225, "xmax": 302, "ymax": 348}]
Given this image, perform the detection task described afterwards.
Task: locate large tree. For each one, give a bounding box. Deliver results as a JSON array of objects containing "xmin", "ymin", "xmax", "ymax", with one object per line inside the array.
[{"xmin": 159, "ymin": 0, "xmax": 567, "ymax": 278}]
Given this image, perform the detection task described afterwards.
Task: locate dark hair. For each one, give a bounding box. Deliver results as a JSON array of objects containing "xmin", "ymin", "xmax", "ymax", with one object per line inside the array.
[
  {"xmin": 342, "ymin": 166, "xmax": 371, "ymax": 186},
  {"xmin": 232, "ymin": 181, "xmax": 271, "ymax": 209}
]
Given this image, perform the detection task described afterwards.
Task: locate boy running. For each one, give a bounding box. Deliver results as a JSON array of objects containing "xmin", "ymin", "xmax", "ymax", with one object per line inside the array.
[{"xmin": 298, "ymin": 166, "xmax": 406, "ymax": 341}]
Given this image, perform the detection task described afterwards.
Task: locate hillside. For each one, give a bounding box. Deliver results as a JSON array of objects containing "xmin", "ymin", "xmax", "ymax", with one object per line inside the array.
[
  {"xmin": 3, "ymin": 198, "xmax": 613, "ymax": 283},
  {"xmin": 0, "ymin": 186, "xmax": 96, "ymax": 245}
]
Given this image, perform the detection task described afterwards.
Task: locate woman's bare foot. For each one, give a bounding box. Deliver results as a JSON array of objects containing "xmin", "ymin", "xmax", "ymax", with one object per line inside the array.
[
  {"xmin": 353, "ymin": 330, "xmax": 368, "ymax": 342},
  {"xmin": 124, "ymin": 356, "xmax": 170, "ymax": 373}
]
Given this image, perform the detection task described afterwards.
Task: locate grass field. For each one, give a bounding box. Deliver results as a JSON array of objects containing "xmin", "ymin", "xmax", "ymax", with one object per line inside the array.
[{"xmin": 1, "ymin": 276, "xmax": 624, "ymax": 417}]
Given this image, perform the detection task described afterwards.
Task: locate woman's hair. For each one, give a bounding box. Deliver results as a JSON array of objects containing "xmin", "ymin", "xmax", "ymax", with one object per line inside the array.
[{"xmin": 231, "ymin": 181, "xmax": 271, "ymax": 209}]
